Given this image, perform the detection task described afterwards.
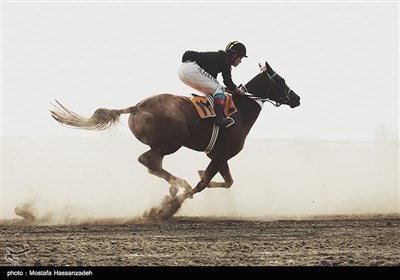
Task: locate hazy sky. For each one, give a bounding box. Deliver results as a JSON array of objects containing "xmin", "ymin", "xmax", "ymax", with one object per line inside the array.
[{"xmin": 2, "ymin": 0, "xmax": 399, "ymax": 141}]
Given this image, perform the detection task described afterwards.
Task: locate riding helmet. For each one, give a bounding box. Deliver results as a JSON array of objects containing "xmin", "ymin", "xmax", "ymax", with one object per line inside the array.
[{"xmin": 225, "ymin": 41, "xmax": 248, "ymax": 58}]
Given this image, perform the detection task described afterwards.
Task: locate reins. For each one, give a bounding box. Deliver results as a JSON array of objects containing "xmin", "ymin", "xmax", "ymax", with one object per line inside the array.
[
  {"xmin": 240, "ymin": 68, "xmax": 291, "ymax": 107},
  {"xmin": 240, "ymin": 83, "xmax": 282, "ymax": 107}
]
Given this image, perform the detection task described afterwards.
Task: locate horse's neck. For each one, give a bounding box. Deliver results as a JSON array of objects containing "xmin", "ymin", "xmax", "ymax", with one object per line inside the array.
[{"xmin": 234, "ymin": 95, "xmax": 262, "ymax": 134}]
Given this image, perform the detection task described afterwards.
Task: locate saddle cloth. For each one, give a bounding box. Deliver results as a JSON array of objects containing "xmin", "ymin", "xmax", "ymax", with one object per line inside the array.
[{"xmin": 188, "ymin": 93, "xmax": 237, "ymax": 119}]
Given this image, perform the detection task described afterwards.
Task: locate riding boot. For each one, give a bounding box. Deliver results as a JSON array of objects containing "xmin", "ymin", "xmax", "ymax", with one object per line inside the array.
[{"xmin": 214, "ymin": 102, "xmax": 234, "ymax": 128}]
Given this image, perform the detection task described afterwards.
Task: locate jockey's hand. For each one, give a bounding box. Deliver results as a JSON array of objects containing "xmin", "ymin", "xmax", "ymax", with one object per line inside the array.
[
  {"xmin": 225, "ymin": 87, "xmax": 234, "ymax": 94},
  {"xmin": 234, "ymin": 87, "xmax": 245, "ymax": 96}
]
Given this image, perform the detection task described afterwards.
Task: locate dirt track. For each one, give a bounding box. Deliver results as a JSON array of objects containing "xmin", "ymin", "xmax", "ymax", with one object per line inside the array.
[{"xmin": 1, "ymin": 214, "xmax": 399, "ymax": 267}]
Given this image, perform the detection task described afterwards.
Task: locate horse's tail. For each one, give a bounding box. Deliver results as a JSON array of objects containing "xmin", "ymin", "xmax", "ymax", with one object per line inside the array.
[{"xmin": 50, "ymin": 99, "xmax": 136, "ymax": 131}]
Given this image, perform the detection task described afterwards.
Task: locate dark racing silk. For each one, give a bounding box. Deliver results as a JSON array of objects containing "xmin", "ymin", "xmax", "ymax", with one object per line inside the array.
[{"xmin": 181, "ymin": 50, "xmax": 237, "ymax": 91}]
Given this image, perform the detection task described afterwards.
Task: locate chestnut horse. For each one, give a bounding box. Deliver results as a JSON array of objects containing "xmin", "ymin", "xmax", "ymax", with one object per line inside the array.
[{"xmin": 50, "ymin": 61, "xmax": 300, "ymax": 216}]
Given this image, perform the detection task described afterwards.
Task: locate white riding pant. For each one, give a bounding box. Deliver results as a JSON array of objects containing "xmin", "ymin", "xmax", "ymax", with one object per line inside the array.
[{"xmin": 178, "ymin": 61, "xmax": 224, "ymax": 96}]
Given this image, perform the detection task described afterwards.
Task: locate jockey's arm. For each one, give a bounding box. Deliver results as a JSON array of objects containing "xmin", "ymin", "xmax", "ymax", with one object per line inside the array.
[{"xmin": 225, "ymin": 87, "xmax": 245, "ymax": 96}]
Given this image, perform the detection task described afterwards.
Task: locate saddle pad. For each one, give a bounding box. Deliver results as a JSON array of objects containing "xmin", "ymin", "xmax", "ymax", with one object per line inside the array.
[{"xmin": 189, "ymin": 93, "xmax": 237, "ymax": 119}]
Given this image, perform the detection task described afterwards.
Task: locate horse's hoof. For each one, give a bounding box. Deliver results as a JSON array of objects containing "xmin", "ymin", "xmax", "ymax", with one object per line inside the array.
[
  {"xmin": 169, "ymin": 186, "xmax": 178, "ymax": 198},
  {"xmin": 176, "ymin": 178, "xmax": 193, "ymax": 193}
]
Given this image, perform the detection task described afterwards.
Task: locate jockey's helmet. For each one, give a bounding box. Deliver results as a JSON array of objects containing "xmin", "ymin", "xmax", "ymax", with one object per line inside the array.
[{"xmin": 225, "ymin": 41, "xmax": 248, "ymax": 58}]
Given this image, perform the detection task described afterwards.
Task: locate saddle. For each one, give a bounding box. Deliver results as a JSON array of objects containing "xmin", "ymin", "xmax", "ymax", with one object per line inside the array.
[{"xmin": 188, "ymin": 93, "xmax": 237, "ymax": 119}]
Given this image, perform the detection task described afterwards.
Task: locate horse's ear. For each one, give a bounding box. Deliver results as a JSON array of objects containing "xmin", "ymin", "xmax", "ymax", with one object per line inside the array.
[
  {"xmin": 259, "ymin": 62, "xmax": 267, "ymax": 72},
  {"xmin": 265, "ymin": 61, "xmax": 272, "ymax": 71}
]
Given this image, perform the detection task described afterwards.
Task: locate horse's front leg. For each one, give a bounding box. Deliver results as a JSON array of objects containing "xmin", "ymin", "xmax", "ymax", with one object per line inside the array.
[
  {"xmin": 197, "ymin": 162, "xmax": 233, "ymax": 189},
  {"xmin": 190, "ymin": 159, "xmax": 226, "ymax": 196}
]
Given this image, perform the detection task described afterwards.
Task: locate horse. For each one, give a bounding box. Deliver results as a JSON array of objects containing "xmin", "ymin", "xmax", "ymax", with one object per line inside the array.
[{"xmin": 50, "ymin": 61, "xmax": 300, "ymax": 219}]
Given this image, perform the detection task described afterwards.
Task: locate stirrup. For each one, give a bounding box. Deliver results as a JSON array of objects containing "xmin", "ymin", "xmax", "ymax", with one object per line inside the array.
[
  {"xmin": 215, "ymin": 117, "xmax": 235, "ymax": 128},
  {"xmin": 224, "ymin": 117, "xmax": 235, "ymax": 128}
]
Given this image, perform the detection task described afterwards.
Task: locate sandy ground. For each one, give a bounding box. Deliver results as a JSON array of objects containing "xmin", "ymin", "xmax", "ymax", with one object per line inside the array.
[{"xmin": 1, "ymin": 214, "xmax": 399, "ymax": 267}]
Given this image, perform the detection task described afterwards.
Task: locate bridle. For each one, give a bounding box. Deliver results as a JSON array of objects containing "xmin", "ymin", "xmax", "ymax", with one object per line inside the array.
[{"xmin": 241, "ymin": 66, "xmax": 292, "ymax": 107}]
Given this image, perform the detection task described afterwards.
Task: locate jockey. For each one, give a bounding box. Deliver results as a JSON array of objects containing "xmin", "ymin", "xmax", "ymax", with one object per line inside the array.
[{"xmin": 178, "ymin": 41, "xmax": 247, "ymax": 128}]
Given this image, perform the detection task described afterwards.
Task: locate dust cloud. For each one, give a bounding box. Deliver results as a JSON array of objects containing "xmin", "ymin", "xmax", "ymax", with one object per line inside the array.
[
  {"xmin": 1, "ymin": 134, "xmax": 399, "ymax": 224},
  {"xmin": 14, "ymin": 200, "xmax": 37, "ymax": 221}
]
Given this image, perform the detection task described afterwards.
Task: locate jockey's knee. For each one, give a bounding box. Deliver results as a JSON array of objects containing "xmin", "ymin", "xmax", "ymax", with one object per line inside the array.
[{"xmin": 213, "ymin": 86, "xmax": 225, "ymax": 98}]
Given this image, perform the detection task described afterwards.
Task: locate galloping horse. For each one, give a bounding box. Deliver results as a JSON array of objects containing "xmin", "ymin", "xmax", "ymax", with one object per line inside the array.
[{"xmin": 50, "ymin": 61, "xmax": 300, "ymax": 217}]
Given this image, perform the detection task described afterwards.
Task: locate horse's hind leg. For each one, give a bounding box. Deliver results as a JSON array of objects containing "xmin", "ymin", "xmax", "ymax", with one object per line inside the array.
[
  {"xmin": 138, "ymin": 150, "xmax": 173, "ymax": 181},
  {"xmin": 198, "ymin": 162, "xmax": 233, "ymax": 189},
  {"xmin": 138, "ymin": 149, "xmax": 192, "ymax": 197}
]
